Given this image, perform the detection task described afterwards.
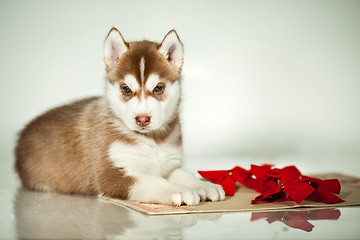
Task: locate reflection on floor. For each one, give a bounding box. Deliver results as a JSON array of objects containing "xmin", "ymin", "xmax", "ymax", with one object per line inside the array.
[
  {"xmin": 251, "ymin": 209, "xmax": 341, "ymax": 232},
  {"xmin": 13, "ymin": 188, "xmax": 347, "ymax": 239},
  {"xmin": 15, "ymin": 188, "xmax": 220, "ymax": 239}
]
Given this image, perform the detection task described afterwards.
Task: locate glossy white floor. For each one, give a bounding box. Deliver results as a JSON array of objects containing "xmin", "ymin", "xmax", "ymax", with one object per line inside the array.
[
  {"xmin": 1, "ymin": 155, "xmax": 360, "ymax": 240},
  {"xmin": 1, "ymin": 188, "xmax": 360, "ymax": 239}
]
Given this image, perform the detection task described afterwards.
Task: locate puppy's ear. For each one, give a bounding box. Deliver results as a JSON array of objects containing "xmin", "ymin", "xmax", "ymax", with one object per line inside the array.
[
  {"xmin": 104, "ymin": 27, "xmax": 128, "ymax": 67},
  {"xmin": 158, "ymin": 30, "xmax": 184, "ymax": 70}
]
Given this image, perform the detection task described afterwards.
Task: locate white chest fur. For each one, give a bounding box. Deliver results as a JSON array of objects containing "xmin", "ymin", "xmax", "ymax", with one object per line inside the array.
[{"xmin": 107, "ymin": 138, "xmax": 183, "ymax": 177}]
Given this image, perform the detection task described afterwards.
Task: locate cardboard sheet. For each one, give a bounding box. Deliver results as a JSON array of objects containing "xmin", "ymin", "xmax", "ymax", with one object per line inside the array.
[{"xmin": 106, "ymin": 173, "xmax": 360, "ymax": 215}]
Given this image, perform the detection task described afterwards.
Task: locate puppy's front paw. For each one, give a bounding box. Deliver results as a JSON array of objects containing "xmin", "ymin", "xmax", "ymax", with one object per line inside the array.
[
  {"xmin": 194, "ymin": 181, "xmax": 226, "ymax": 202},
  {"xmin": 171, "ymin": 187, "xmax": 200, "ymax": 206}
]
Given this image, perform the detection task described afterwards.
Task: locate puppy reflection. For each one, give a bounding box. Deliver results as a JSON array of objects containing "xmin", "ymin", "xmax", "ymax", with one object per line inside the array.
[
  {"xmin": 14, "ymin": 188, "xmax": 135, "ymax": 239},
  {"xmin": 14, "ymin": 188, "xmax": 222, "ymax": 239}
]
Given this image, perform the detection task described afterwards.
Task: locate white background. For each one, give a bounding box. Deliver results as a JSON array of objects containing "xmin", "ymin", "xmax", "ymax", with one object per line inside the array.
[{"xmin": 1, "ymin": 0, "xmax": 359, "ymax": 186}]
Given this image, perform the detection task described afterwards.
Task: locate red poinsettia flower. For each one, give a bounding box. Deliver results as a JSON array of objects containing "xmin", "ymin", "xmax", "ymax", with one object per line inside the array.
[
  {"xmin": 199, "ymin": 164, "xmax": 344, "ymax": 204},
  {"xmin": 252, "ymin": 166, "xmax": 314, "ymax": 204},
  {"xmin": 276, "ymin": 166, "xmax": 343, "ymax": 204},
  {"xmin": 198, "ymin": 165, "xmax": 275, "ymax": 196},
  {"xmin": 228, "ymin": 166, "xmax": 267, "ymax": 193},
  {"xmin": 271, "ymin": 166, "xmax": 322, "ymax": 203},
  {"xmin": 198, "ymin": 167, "xmax": 238, "ymax": 196},
  {"xmin": 251, "ymin": 184, "xmax": 292, "ymax": 204},
  {"xmin": 267, "ymin": 165, "xmax": 302, "ymax": 181},
  {"xmin": 252, "ymin": 166, "xmax": 344, "ymax": 204},
  {"xmin": 249, "ymin": 164, "xmax": 278, "ymax": 192},
  {"xmin": 301, "ymin": 176, "xmax": 344, "ymax": 204}
]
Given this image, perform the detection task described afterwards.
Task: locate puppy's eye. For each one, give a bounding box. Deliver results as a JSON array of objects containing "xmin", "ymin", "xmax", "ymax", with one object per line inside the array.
[
  {"xmin": 121, "ymin": 85, "xmax": 132, "ymax": 95},
  {"xmin": 153, "ymin": 84, "xmax": 165, "ymax": 95}
]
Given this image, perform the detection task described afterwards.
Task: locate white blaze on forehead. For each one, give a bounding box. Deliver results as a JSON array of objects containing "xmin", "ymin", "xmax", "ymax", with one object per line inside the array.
[
  {"xmin": 140, "ymin": 57, "xmax": 145, "ymax": 84},
  {"xmin": 124, "ymin": 74, "xmax": 140, "ymax": 92},
  {"xmin": 145, "ymin": 74, "xmax": 161, "ymax": 91}
]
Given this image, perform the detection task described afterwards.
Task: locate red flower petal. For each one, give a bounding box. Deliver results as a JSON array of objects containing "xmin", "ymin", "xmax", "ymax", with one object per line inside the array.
[
  {"xmin": 308, "ymin": 187, "xmax": 345, "ymax": 204},
  {"xmin": 221, "ymin": 175, "xmax": 236, "ymax": 196},
  {"xmin": 251, "ymin": 185, "xmax": 282, "ymax": 204},
  {"xmin": 322, "ymin": 179, "xmax": 341, "ymax": 194},
  {"xmin": 283, "ymin": 181, "xmax": 315, "ymax": 204},
  {"xmin": 256, "ymin": 177, "xmax": 278, "ymax": 193},
  {"xmin": 213, "ymin": 175, "xmax": 226, "ymax": 185},
  {"xmin": 198, "ymin": 170, "xmax": 229, "ymax": 182},
  {"xmin": 231, "ymin": 166, "xmax": 266, "ymax": 193},
  {"xmin": 303, "ymin": 176, "xmax": 341, "ymax": 194},
  {"xmin": 198, "ymin": 170, "xmax": 237, "ymax": 196},
  {"xmin": 269, "ymin": 166, "xmax": 302, "ymax": 181},
  {"xmin": 300, "ymin": 176, "xmax": 344, "ymax": 203},
  {"xmin": 250, "ymin": 164, "xmax": 273, "ymax": 178}
]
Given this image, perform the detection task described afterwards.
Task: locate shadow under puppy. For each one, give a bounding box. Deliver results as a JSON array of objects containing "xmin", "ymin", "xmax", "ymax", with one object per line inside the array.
[{"xmin": 15, "ymin": 27, "xmax": 225, "ymax": 206}]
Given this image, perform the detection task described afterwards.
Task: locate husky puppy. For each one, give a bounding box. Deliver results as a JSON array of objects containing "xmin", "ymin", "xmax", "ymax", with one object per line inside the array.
[{"xmin": 15, "ymin": 28, "xmax": 225, "ymax": 206}]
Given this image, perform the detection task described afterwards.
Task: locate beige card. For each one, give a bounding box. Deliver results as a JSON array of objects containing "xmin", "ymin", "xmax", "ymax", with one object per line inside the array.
[{"xmin": 106, "ymin": 173, "xmax": 360, "ymax": 215}]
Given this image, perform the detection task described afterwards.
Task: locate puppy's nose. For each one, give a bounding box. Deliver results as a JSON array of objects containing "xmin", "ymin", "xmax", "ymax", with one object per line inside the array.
[{"xmin": 135, "ymin": 115, "xmax": 151, "ymax": 127}]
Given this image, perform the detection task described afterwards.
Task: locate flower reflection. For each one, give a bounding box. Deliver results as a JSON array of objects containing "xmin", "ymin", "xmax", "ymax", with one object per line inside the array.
[{"xmin": 251, "ymin": 208, "xmax": 341, "ymax": 232}]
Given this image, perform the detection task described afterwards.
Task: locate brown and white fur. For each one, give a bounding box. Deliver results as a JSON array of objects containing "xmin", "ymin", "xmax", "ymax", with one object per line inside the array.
[{"xmin": 15, "ymin": 28, "xmax": 225, "ymax": 206}]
